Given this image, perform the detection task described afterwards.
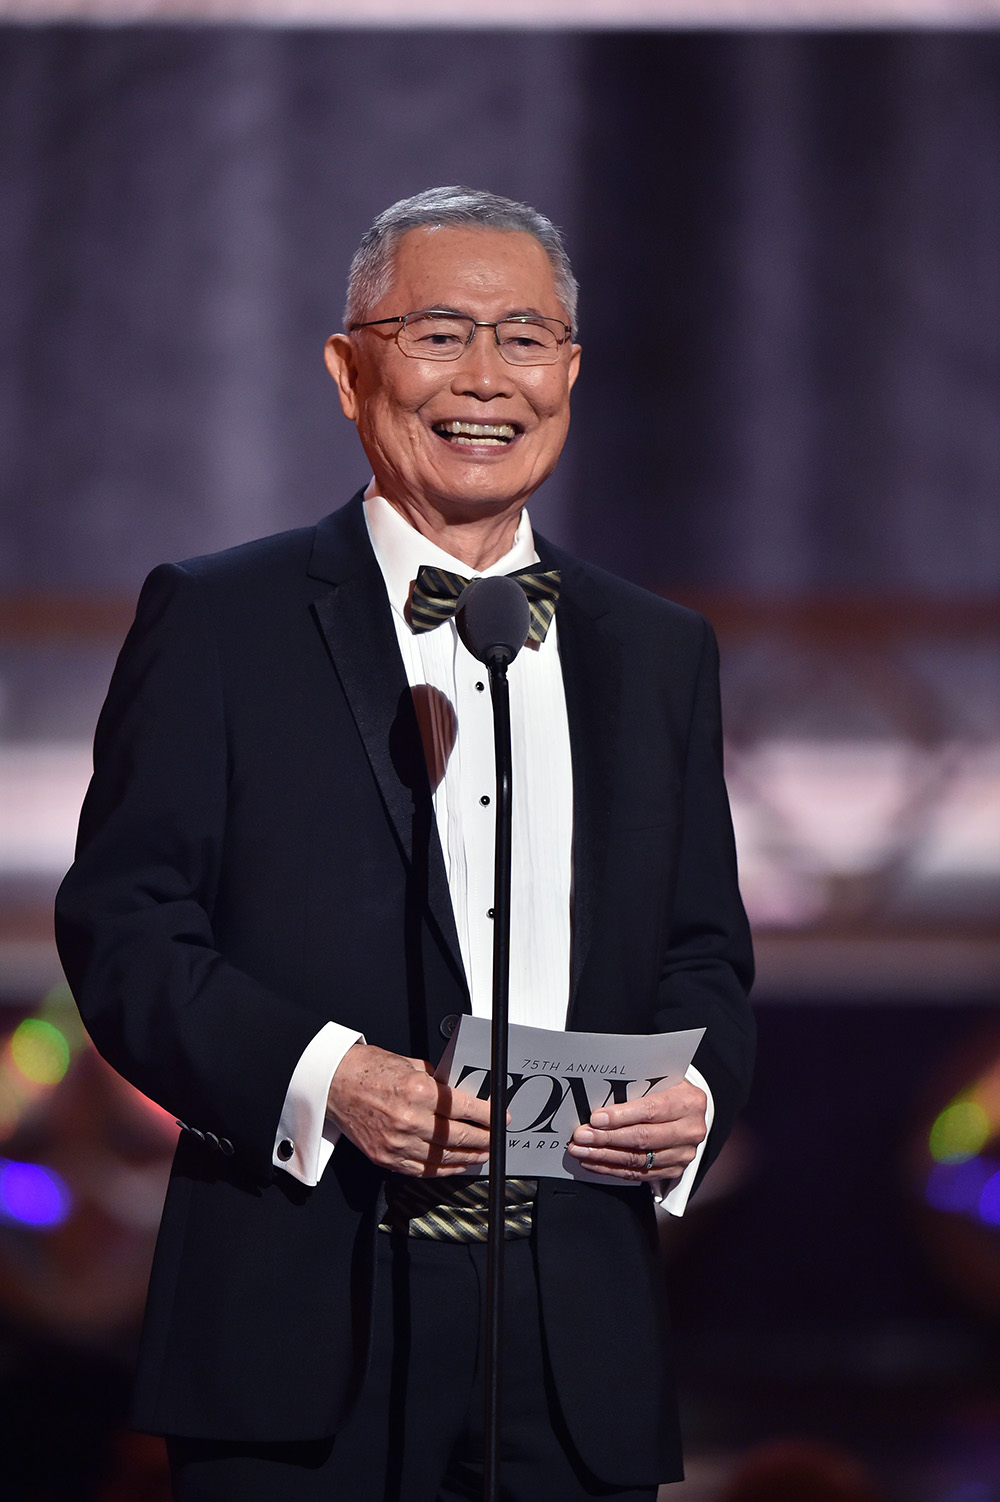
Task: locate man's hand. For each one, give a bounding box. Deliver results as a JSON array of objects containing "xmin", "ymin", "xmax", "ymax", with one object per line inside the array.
[
  {"xmin": 565, "ymin": 1080, "xmax": 707, "ymax": 1183},
  {"xmin": 326, "ymin": 1042, "xmax": 494, "ymax": 1177}
]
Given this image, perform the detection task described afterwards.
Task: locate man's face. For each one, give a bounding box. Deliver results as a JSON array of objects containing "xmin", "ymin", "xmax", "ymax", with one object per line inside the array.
[{"xmin": 326, "ymin": 226, "xmax": 581, "ymax": 528}]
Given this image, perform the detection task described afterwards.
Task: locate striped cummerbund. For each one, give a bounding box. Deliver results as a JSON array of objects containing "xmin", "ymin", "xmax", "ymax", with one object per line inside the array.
[{"xmin": 378, "ymin": 1176, "xmax": 536, "ymax": 1242}]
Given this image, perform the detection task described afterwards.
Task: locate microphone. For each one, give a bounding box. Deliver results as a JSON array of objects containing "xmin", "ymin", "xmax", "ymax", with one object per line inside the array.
[{"xmin": 456, "ymin": 576, "xmax": 530, "ymax": 670}]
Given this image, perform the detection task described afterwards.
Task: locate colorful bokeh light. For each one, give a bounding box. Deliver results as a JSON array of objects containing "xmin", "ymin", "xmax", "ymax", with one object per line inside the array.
[
  {"xmin": 0, "ymin": 1158, "xmax": 71, "ymax": 1227},
  {"xmin": 928, "ymin": 1100, "xmax": 990, "ymax": 1164},
  {"xmin": 924, "ymin": 1056, "xmax": 1000, "ymax": 1228},
  {"xmin": 11, "ymin": 1017, "xmax": 71, "ymax": 1086},
  {"xmin": 0, "ymin": 985, "xmax": 92, "ymax": 1146},
  {"xmin": 978, "ymin": 1170, "xmax": 1000, "ymax": 1227},
  {"xmin": 925, "ymin": 1157, "xmax": 997, "ymax": 1214}
]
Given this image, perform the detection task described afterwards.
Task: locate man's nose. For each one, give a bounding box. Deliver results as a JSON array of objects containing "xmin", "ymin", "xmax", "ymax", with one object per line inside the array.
[{"xmin": 449, "ymin": 326, "xmax": 515, "ymax": 396}]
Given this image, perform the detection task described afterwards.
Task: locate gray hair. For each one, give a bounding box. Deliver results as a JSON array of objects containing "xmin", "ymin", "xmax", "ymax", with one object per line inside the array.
[{"xmin": 344, "ymin": 186, "xmax": 579, "ymax": 331}]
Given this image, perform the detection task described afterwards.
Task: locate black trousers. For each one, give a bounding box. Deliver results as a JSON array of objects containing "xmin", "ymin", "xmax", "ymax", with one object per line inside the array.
[{"xmin": 168, "ymin": 1230, "xmax": 659, "ymax": 1502}]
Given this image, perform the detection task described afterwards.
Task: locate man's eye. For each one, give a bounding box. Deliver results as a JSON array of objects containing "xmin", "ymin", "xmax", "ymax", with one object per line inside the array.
[
  {"xmin": 409, "ymin": 319, "xmax": 466, "ymax": 345},
  {"xmin": 499, "ymin": 322, "xmax": 552, "ymax": 350}
]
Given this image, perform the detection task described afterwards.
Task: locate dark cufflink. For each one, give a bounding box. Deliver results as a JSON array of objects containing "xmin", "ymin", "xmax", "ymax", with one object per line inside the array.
[
  {"xmin": 439, "ymin": 1014, "xmax": 460, "ymax": 1039},
  {"xmin": 277, "ymin": 1139, "xmax": 294, "ymax": 1162}
]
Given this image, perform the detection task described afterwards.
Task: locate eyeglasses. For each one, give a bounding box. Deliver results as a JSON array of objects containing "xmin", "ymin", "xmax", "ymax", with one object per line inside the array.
[{"xmin": 348, "ymin": 309, "xmax": 573, "ymax": 366}]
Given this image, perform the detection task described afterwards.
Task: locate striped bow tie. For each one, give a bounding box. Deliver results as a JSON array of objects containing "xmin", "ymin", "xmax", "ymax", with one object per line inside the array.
[{"xmin": 410, "ymin": 565, "xmax": 561, "ymax": 644}]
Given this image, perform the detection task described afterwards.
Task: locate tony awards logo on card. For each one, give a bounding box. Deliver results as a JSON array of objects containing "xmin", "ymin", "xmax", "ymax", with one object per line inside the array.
[{"xmin": 437, "ymin": 1018, "xmax": 705, "ymax": 1183}]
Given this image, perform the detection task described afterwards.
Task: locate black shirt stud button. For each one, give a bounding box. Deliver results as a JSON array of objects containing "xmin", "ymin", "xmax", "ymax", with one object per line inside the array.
[
  {"xmin": 219, "ymin": 1138, "xmax": 235, "ymax": 1157},
  {"xmin": 277, "ymin": 1139, "xmax": 294, "ymax": 1162},
  {"xmin": 439, "ymin": 1014, "xmax": 460, "ymax": 1040}
]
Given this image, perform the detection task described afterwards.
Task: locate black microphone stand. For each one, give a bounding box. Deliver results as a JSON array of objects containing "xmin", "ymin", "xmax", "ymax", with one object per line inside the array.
[
  {"xmin": 455, "ymin": 575, "xmax": 529, "ymax": 1502},
  {"xmin": 484, "ymin": 646, "xmax": 514, "ymax": 1502}
]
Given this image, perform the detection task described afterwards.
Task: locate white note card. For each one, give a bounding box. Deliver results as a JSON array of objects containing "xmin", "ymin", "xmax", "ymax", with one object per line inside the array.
[{"xmin": 436, "ymin": 1016, "xmax": 705, "ymax": 1184}]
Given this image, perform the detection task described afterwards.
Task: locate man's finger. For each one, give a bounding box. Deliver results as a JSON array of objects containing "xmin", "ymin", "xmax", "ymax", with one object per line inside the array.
[
  {"xmin": 567, "ymin": 1139, "xmax": 697, "ymax": 1169},
  {"xmin": 587, "ymin": 1082, "xmax": 705, "ymax": 1131},
  {"xmin": 434, "ymin": 1080, "xmax": 493, "ymax": 1128},
  {"xmin": 572, "ymin": 1159, "xmax": 686, "ymax": 1184},
  {"xmin": 571, "ymin": 1115, "xmax": 706, "ymax": 1154},
  {"xmin": 426, "ymin": 1113, "xmax": 491, "ymax": 1152}
]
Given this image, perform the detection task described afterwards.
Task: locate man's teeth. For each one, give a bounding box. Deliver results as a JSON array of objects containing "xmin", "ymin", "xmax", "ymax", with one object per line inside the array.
[{"xmin": 436, "ymin": 420, "xmax": 516, "ymax": 445}]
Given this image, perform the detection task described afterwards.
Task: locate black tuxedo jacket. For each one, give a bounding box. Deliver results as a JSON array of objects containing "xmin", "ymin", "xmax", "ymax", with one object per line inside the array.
[{"xmin": 55, "ymin": 493, "xmax": 754, "ymax": 1486}]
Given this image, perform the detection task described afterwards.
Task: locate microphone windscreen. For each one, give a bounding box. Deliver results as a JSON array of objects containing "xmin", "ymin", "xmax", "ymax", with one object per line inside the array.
[{"xmin": 456, "ymin": 576, "xmax": 531, "ymax": 666}]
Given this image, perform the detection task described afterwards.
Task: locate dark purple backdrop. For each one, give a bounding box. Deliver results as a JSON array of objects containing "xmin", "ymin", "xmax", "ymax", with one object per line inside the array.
[{"xmin": 1, "ymin": 27, "xmax": 997, "ymax": 598}]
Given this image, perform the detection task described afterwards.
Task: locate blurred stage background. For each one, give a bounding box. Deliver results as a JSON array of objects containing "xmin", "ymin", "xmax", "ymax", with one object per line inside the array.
[{"xmin": 1, "ymin": 6, "xmax": 998, "ymax": 1499}]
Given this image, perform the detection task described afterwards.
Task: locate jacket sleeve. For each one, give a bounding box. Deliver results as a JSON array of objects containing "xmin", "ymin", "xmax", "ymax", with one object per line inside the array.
[
  {"xmin": 54, "ymin": 562, "xmax": 325, "ymax": 1183},
  {"xmin": 652, "ymin": 617, "xmax": 755, "ymax": 1187}
]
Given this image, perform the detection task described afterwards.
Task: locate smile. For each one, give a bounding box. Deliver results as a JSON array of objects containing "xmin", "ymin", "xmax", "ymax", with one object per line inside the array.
[{"xmin": 433, "ymin": 420, "xmax": 518, "ymax": 447}]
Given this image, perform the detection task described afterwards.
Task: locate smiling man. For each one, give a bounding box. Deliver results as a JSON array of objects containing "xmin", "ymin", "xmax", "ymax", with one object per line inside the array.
[{"xmin": 56, "ymin": 188, "xmax": 754, "ymax": 1501}]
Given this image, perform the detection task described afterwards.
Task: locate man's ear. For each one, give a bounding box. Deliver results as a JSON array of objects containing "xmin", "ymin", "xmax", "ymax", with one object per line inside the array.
[{"xmin": 324, "ymin": 334, "xmax": 359, "ymax": 422}]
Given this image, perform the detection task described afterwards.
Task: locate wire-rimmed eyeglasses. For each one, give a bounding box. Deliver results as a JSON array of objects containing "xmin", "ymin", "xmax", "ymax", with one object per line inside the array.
[{"xmin": 347, "ymin": 309, "xmax": 573, "ymax": 366}]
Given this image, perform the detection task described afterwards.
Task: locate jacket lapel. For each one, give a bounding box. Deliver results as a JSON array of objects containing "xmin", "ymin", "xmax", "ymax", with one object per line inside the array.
[
  {"xmin": 535, "ymin": 536, "xmax": 623, "ymax": 1018},
  {"xmin": 307, "ymin": 496, "xmax": 467, "ymax": 994}
]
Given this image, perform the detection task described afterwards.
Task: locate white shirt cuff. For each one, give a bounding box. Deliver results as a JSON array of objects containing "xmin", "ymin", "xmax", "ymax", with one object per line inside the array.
[
  {"xmin": 654, "ymin": 1064, "xmax": 714, "ymax": 1217},
  {"xmin": 272, "ymin": 1021, "xmax": 364, "ymax": 1186}
]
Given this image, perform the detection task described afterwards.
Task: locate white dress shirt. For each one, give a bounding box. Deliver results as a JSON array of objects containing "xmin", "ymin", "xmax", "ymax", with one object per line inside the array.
[{"xmin": 272, "ymin": 492, "xmax": 712, "ymax": 1214}]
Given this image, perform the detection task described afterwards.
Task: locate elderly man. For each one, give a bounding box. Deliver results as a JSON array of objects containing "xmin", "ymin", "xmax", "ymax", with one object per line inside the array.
[{"xmin": 56, "ymin": 187, "xmax": 754, "ymax": 1501}]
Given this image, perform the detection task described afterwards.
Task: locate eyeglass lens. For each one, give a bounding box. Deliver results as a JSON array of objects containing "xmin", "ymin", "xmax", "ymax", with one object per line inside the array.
[{"xmin": 398, "ymin": 313, "xmax": 565, "ymax": 365}]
